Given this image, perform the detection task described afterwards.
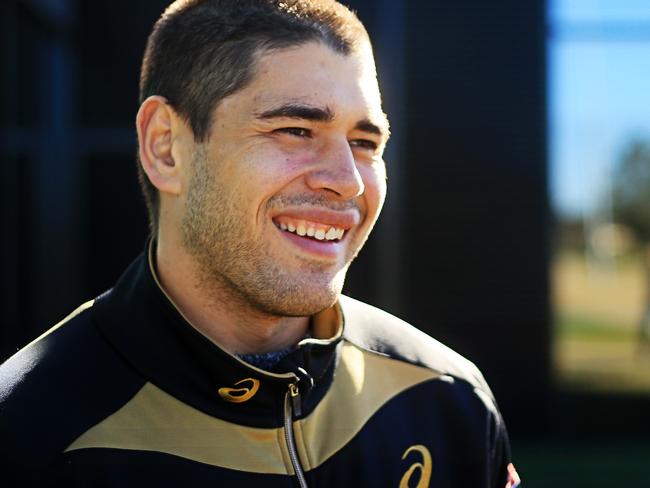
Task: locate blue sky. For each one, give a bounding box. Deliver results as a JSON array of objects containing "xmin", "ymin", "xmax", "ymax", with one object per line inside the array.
[{"xmin": 549, "ymin": 0, "xmax": 650, "ymax": 217}]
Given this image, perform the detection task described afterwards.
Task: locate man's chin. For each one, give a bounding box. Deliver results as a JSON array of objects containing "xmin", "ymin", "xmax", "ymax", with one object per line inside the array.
[
  {"xmin": 266, "ymin": 293, "xmax": 340, "ymax": 318},
  {"xmin": 230, "ymin": 264, "xmax": 349, "ymax": 318},
  {"xmin": 253, "ymin": 283, "xmax": 342, "ymax": 318}
]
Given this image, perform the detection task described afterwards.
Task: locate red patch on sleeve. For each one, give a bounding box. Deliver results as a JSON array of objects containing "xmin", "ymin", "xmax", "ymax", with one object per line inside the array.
[{"xmin": 505, "ymin": 463, "xmax": 521, "ymax": 488}]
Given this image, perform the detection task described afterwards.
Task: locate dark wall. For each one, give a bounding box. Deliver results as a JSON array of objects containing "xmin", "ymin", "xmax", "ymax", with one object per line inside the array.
[
  {"xmin": 1, "ymin": 0, "xmax": 549, "ymax": 438},
  {"xmin": 1, "ymin": 0, "xmax": 165, "ymax": 357},
  {"xmin": 407, "ymin": 1, "xmax": 550, "ymax": 437},
  {"xmin": 344, "ymin": 1, "xmax": 550, "ymax": 438}
]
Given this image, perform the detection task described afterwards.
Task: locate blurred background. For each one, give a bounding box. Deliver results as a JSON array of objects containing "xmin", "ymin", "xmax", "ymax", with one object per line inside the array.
[{"xmin": 1, "ymin": 0, "xmax": 649, "ymax": 485}]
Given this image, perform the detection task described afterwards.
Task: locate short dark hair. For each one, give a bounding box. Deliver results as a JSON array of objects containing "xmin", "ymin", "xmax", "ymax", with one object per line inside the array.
[{"xmin": 137, "ymin": 0, "xmax": 370, "ymax": 234}]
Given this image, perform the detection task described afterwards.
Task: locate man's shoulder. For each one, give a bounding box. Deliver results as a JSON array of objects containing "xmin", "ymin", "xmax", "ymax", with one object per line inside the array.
[
  {"xmin": 0, "ymin": 299, "xmax": 143, "ymax": 463},
  {"xmin": 339, "ymin": 294, "xmax": 494, "ymax": 398},
  {"xmin": 0, "ymin": 300, "xmax": 97, "ymax": 402}
]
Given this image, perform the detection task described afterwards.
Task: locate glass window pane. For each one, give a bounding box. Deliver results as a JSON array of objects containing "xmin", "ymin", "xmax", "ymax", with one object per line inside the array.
[{"xmin": 550, "ymin": 0, "xmax": 650, "ymax": 393}]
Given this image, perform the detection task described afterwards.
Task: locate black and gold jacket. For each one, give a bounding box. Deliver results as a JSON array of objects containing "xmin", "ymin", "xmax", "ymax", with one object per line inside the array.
[{"xmin": 0, "ymin": 247, "xmax": 516, "ymax": 487}]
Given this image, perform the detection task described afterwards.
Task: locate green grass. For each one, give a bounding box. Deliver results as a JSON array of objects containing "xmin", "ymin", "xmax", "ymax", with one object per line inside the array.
[
  {"xmin": 556, "ymin": 315, "xmax": 636, "ymax": 342},
  {"xmin": 554, "ymin": 315, "xmax": 650, "ymax": 393}
]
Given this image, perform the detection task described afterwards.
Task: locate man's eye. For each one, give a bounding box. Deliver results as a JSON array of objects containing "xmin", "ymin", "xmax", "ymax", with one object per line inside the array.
[
  {"xmin": 349, "ymin": 139, "xmax": 378, "ymax": 151},
  {"xmin": 278, "ymin": 127, "xmax": 311, "ymax": 137}
]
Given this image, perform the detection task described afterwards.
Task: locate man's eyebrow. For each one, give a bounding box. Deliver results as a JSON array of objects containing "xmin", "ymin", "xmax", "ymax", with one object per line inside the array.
[
  {"xmin": 255, "ymin": 103, "xmax": 334, "ymax": 122},
  {"xmin": 256, "ymin": 103, "xmax": 390, "ymax": 140},
  {"xmin": 355, "ymin": 118, "xmax": 388, "ymax": 138}
]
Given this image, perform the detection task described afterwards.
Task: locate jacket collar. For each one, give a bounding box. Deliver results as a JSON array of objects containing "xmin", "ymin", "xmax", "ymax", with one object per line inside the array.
[{"xmin": 92, "ymin": 240, "xmax": 343, "ymax": 428}]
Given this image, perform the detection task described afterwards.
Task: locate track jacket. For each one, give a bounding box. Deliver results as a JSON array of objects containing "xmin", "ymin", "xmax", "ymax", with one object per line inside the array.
[{"xmin": 0, "ymin": 244, "xmax": 519, "ymax": 487}]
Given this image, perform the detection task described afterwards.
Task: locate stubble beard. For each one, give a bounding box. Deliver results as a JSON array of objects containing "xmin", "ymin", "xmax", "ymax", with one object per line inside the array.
[{"xmin": 180, "ymin": 146, "xmax": 350, "ymax": 318}]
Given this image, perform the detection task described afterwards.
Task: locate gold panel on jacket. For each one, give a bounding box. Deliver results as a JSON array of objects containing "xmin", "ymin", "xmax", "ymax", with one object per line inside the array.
[
  {"xmin": 65, "ymin": 382, "xmax": 294, "ymax": 474},
  {"xmin": 65, "ymin": 342, "xmax": 440, "ymax": 474},
  {"xmin": 297, "ymin": 343, "xmax": 440, "ymax": 469}
]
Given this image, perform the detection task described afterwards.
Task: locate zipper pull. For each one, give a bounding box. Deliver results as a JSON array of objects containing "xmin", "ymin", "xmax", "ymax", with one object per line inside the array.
[{"xmin": 289, "ymin": 383, "xmax": 302, "ymax": 418}]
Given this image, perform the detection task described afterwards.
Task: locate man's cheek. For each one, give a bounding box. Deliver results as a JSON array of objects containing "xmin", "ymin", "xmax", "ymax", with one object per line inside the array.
[{"xmin": 364, "ymin": 170, "xmax": 387, "ymax": 215}]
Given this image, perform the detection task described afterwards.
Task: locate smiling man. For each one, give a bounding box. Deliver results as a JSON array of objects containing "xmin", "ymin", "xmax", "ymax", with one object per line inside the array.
[{"xmin": 0, "ymin": 1, "xmax": 519, "ymax": 487}]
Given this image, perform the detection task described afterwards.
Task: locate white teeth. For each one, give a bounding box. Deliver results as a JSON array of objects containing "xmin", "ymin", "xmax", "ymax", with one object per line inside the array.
[{"xmin": 277, "ymin": 220, "xmax": 345, "ymax": 241}]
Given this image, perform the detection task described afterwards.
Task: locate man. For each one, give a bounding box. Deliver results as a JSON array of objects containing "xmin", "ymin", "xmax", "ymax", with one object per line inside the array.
[{"xmin": 0, "ymin": 1, "xmax": 520, "ymax": 486}]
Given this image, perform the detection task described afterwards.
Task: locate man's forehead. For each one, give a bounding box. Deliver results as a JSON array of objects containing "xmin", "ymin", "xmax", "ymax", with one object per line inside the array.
[
  {"xmin": 253, "ymin": 44, "xmax": 380, "ymax": 93},
  {"xmin": 220, "ymin": 42, "xmax": 389, "ymax": 135}
]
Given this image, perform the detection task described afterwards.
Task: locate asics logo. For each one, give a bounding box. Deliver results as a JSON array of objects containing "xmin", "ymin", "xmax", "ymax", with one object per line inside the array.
[
  {"xmin": 218, "ymin": 378, "xmax": 260, "ymax": 403},
  {"xmin": 399, "ymin": 444, "xmax": 432, "ymax": 488}
]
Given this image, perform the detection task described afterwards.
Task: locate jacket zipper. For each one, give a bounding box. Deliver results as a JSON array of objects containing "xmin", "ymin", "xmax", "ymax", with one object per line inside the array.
[{"xmin": 284, "ymin": 383, "xmax": 308, "ymax": 488}]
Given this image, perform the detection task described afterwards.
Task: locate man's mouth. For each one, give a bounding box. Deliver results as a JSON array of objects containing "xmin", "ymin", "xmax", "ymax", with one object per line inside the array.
[{"xmin": 273, "ymin": 217, "xmax": 346, "ymax": 242}]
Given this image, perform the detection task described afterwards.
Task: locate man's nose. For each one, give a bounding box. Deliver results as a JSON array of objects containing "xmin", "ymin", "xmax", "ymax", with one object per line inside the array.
[{"xmin": 305, "ymin": 139, "xmax": 365, "ymax": 199}]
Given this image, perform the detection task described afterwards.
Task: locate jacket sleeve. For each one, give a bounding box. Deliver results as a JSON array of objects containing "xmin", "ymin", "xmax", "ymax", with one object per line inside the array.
[{"xmin": 490, "ymin": 412, "xmax": 521, "ymax": 488}]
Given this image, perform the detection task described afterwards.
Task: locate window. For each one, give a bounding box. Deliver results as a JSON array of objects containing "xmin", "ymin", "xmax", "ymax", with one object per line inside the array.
[{"xmin": 550, "ymin": 0, "xmax": 650, "ymax": 393}]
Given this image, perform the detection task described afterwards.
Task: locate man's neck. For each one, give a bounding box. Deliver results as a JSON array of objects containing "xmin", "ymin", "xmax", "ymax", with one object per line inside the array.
[{"xmin": 152, "ymin": 239, "xmax": 310, "ymax": 356}]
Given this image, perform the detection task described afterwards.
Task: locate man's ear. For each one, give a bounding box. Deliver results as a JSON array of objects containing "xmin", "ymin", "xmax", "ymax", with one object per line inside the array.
[{"xmin": 136, "ymin": 96, "xmax": 183, "ymax": 196}]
